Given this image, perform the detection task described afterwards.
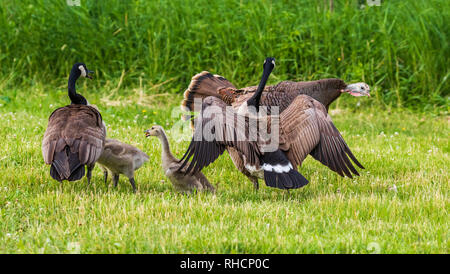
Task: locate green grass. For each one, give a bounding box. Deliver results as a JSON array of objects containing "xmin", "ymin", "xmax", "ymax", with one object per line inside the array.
[
  {"xmin": 0, "ymin": 85, "xmax": 448, "ymax": 253},
  {"xmin": 0, "ymin": 0, "xmax": 448, "ymax": 111},
  {"xmin": 0, "ymin": 0, "xmax": 448, "ymax": 254}
]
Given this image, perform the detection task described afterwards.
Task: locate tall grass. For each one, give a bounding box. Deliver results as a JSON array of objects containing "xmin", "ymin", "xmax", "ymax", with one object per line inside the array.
[{"xmin": 0, "ymin": 0, "xmax": 448, "ymax": 110}]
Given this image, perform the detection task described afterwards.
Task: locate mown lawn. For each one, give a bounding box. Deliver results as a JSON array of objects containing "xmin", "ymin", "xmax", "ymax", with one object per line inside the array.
[{"xmin": 0, "ymin": 87, "xmax": 448, "ymax": 253}]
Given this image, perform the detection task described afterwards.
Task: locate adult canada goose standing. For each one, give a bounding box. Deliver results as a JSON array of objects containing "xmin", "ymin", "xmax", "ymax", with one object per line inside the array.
[
  {"xmin": 180, "ymin": 64, "xmax": 369, "ymax": 189},
  {"xmin": 179, "ymin": 58, "xmax": 309, "ymax": 190},
  {"xmin": 42, "ymin": 62, "xmax": 106, "ymax": 184}
]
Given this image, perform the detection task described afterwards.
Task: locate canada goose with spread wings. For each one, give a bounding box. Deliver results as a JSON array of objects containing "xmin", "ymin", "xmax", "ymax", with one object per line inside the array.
[
  {"xmin": 179, "ymin": 58, "xmax": 309, "ymax": 190},
  {"xmin": 181, "ymin": 63, "xmax": 369, "ymax": 189}
]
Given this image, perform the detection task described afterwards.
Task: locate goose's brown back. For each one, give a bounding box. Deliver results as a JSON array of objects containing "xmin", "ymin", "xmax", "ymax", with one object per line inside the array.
[{"xmin": 42, "ymin": 104, "xmax": 106, "ymax": 181}]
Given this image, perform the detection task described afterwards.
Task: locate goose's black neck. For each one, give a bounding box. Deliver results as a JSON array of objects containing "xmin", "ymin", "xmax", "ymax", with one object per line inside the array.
[
  {"xmin": 68, "ymin": 66, "xmax": 87, "ymax": 105},
  {"xmin": 247, "ymin": 61, "xmax": 274, "ymax": 112}
]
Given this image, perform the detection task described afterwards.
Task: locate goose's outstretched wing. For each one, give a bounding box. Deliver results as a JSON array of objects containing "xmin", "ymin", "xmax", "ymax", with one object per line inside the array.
[
  {"xmin": 279, "ymin": 95, "xmax": 364, "ymax": 178},
  {"xmin": 179, "ymin": 96, "xmax": 260, "ymax": 175},
  {"xmin": 179, "ymin": 96, "xmax": 309, "ymax": 190}
]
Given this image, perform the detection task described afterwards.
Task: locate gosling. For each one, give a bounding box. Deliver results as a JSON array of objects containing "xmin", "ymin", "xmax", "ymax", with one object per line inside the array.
[
  {"xmin": 97, "ymin": 138, "xmax": 149, "ymax": 192},
  {"xmin": 145, "ymin": 125, "xmax": 215, "ymax": 193}
]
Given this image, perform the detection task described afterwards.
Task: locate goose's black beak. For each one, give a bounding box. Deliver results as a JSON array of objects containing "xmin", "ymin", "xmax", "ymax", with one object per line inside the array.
[
  {"xmin": 86, "ymin": 70, "xmax": 94, "ymax": 79},
  {"xmin": 145, "ymin": 129, "xmax": 151, "ymax": 138}
]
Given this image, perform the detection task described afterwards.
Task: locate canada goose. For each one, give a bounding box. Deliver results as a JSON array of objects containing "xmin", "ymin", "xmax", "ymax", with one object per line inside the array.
[
  {"xmin": 42, "ymin": 62, "xmax": 106, "ymax": 184},
  {"xmin": 180, "ymin": 63, "xmax": 369, "ymax": 189},
  {"xmin": 179, "ymin": 57, "xmax": 309, "ymax": 190},
  {"xmin": 96, "ymin": 138, "xmax": 149, "ymax": 192},
  {"xmin": 182, "ymin": 74, "xmax": 370, "ymax": 115},
  {"xmin": 145, "ymin": 125, "xmax": 215, "ymax": 193}
]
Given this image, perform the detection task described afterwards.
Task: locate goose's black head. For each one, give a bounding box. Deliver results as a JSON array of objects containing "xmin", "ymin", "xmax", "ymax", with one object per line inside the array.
[
  {"xmin": 71, "ymin": 62, "xmax": 94, "ymax": 79},
  {"xmin": 68, "ymin": 62, "xmax": 93, "ymax": 105},
  {"xmin": 263, "ymin": 57, "xmax": 276, "ymax": 71}
]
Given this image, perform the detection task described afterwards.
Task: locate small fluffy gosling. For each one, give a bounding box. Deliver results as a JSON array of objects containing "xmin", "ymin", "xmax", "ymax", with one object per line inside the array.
[
  {"xmin": 96, "ymin": 138, "xmax": 149, "ymax": 192},
  {"xmin": 145, "ymin": 125, "xmax": 215, "ymax": 193}
]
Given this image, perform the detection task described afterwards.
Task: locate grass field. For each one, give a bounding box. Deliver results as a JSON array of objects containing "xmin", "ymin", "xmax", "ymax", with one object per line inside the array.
[
  {"xmin": 0, "ymin": 85, "xmax": 448, "ymax": 253},
  {"xmin": 0, "ymin": 0, "xmax": 448, "ymax": 254}
]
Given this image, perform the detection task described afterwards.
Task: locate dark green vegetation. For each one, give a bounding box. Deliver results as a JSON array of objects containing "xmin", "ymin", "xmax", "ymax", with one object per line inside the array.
[{"xmin": 0, "ymin": 0, "xmax": 448, "ymax": 111}]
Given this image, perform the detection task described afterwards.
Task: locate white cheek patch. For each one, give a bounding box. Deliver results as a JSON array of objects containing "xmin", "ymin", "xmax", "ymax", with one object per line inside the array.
[{"xmin": 78, "ymin": 65, "xmax": 86, "ymax": 77}]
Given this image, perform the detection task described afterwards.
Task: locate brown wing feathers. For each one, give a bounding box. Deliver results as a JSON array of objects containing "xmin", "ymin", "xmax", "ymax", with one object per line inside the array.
[
  {"xmin": 178, "ymin": 98, "xmax": 228, "ymax": 174},
  {"xmin": 179, "ymin": 97, "xmax": 260, "ymax": 175},
  {"xmin": 278, "ymin": 95, "xmax": 363, "ymax": 178},
  {"xmin": 309, "ymin": 100, "xmax": 364, "ymax": 178},
  {"xmin": 178, "ymin": 95, "xmax": 310, "ymax": 190},
  {"xmin": 181, "ymin": 71, "xmax": 236, "ymax": 114},
  {"xmin": 42, "ymin": 105, "xmax": 106, "ymax": 181}
]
